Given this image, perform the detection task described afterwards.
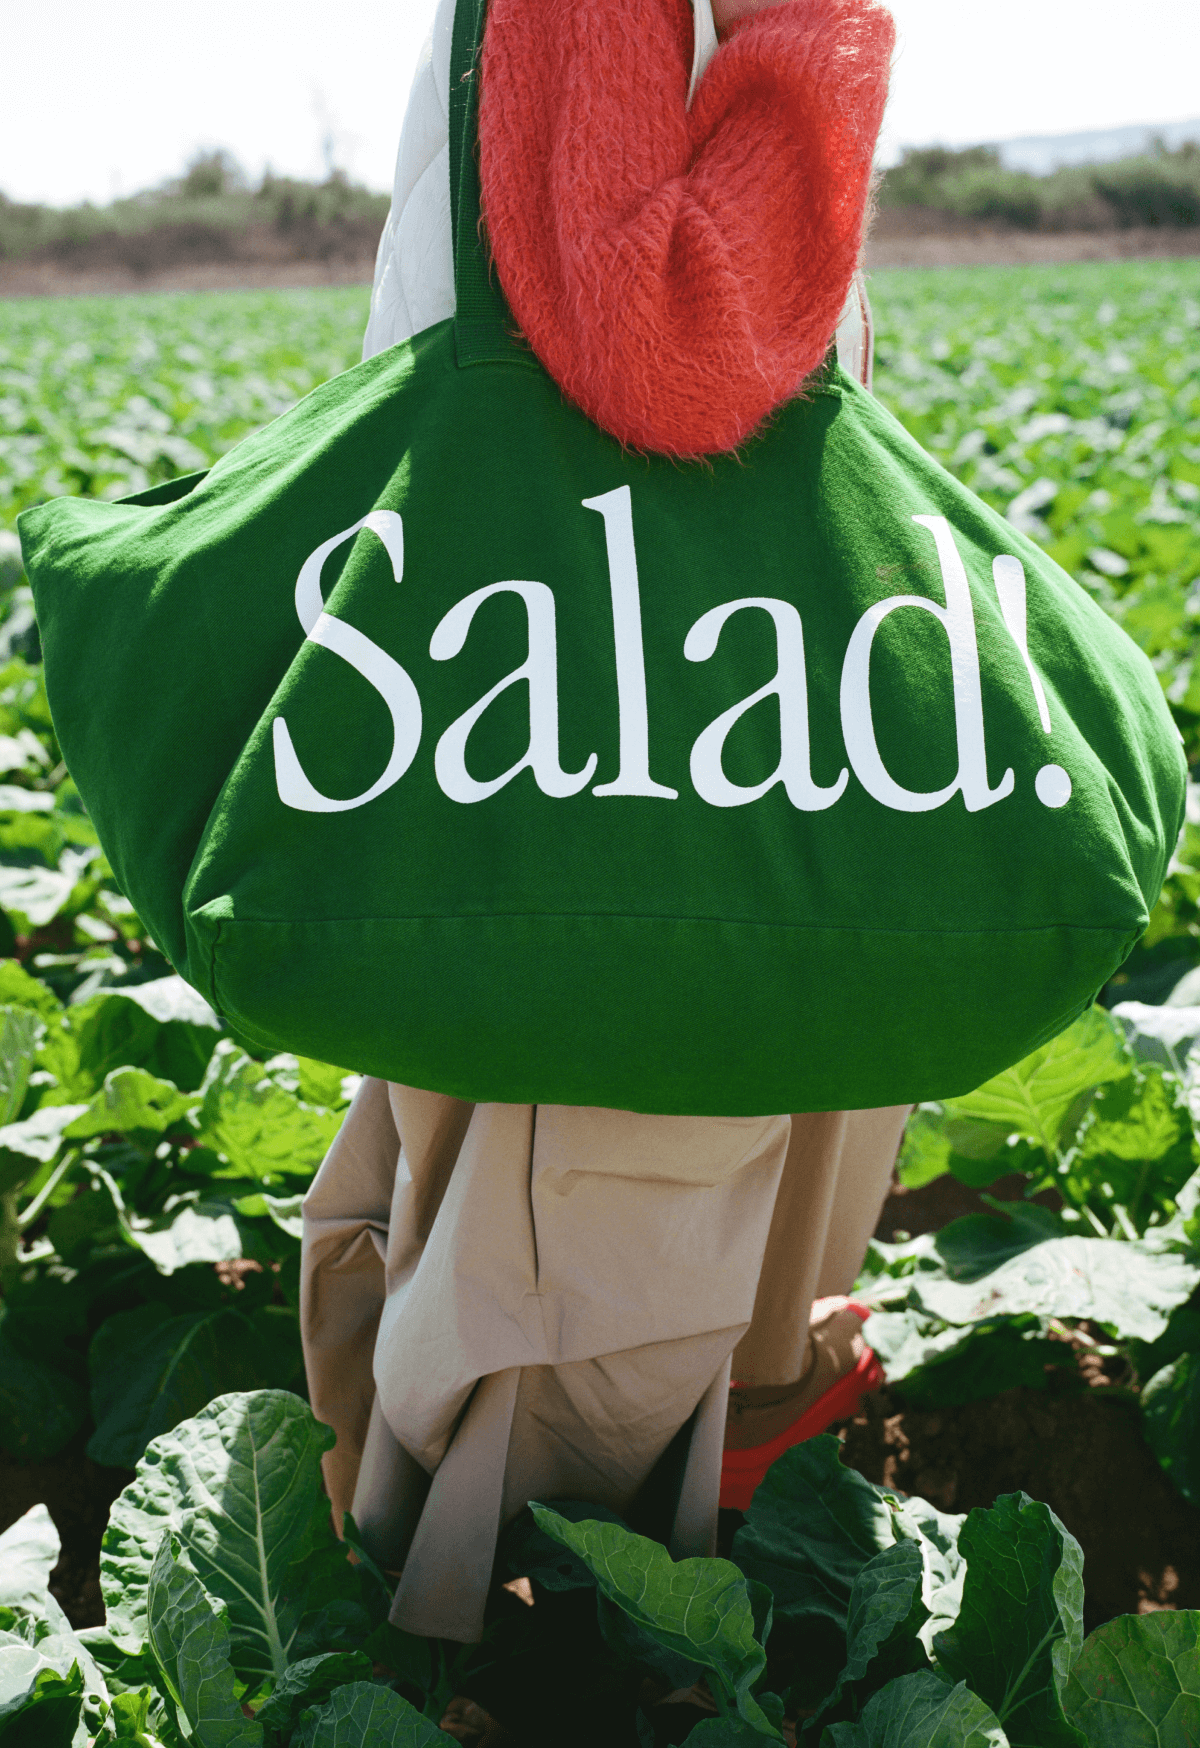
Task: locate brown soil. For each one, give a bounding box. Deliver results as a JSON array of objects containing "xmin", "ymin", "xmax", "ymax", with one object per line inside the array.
[
  {"xmin": 836, "ymin": 1382, "xmax": 1200, "ymax": 1632},
  {"xmin": 759, "ymin": 1165, "xmax": 1200, "ymax": 1633},
  {"xmin": 0, "ymin": 255, "xmax": 378, "ymax": 300},
  {"xmin": 0, "ymin": 1448, "xmax": 131, "ymax": 1626},
  {"xmin": 0, "ymin": 218, "xmax": 382, "ymax": 300},
  {"xmin": 865, "ymin": 215, "xmax": 1200, "ymax": 270},
  {"xmin": 848, "ymin": 1173, "xmax": 1200, "ymax": 1628},
  {"xmin": 4, "ymin": 219, "xmax": 1200, "ymax": 299}
]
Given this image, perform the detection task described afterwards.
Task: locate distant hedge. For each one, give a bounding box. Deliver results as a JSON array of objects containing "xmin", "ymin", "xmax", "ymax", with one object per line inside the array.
[
  {"xmin": 878, "ymin": 140, "xmax": 1200, "ymax": 231},
  {"xmin": 5, "ymin": 140, "xmax": 1199, "ymax": 271},
  {"xmin": 0, "ymin": 150, "xmax": 389, "ymax": 270}
]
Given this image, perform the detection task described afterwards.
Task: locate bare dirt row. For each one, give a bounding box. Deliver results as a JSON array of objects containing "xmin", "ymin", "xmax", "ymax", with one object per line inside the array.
[{"xmin": 2, "ymin": 224, "xmax": 1199, "ymax": 298}]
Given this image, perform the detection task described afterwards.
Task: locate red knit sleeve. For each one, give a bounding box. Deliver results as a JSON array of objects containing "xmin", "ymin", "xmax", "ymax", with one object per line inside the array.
[{"xmin": 478, "ymin": 0, "xmax": 894, "ymax": 458}]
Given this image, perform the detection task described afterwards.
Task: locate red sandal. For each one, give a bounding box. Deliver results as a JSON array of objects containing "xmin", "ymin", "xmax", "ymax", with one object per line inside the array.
[{"xmin": 719, "ymin": 1300, "xmax": 883, "ymax": 1512}]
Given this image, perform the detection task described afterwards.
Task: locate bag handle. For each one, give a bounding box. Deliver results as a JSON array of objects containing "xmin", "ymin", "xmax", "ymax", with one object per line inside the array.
[{"xmin": 449, "ymin": 0, "xmax": 534, "ymax": 369}]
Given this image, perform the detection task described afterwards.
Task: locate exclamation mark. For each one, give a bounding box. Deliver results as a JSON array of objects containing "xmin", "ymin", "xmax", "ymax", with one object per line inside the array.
[{"xmin": 992, "ymin": 555, "xmax": 1072, "ymax": 809}]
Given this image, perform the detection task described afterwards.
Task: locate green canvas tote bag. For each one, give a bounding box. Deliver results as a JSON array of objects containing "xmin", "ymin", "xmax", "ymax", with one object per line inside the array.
[{"xmin": 17, "ymin": 0, "xmax": 1186, "ymax": 1116}]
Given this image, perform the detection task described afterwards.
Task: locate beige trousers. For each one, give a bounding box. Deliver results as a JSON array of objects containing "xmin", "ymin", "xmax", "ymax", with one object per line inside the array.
[{"xmin": 300, "ymin": 1085, "xmax": 906, "ymax": 1642}]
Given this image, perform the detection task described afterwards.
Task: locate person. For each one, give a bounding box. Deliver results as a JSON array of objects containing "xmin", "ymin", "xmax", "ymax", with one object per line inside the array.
[{"xmin": 301, "ymin": 0, "xmax": 902, "ymax": 1647}]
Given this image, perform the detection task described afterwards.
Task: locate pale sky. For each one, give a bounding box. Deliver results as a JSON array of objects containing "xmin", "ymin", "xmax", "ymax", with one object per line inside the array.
[{"xmin": 2, "ymin": 0, "xmax": 1198, "ymax": 207}]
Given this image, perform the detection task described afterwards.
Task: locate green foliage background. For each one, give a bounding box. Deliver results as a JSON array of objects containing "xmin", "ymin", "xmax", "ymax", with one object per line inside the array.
[
  {"xmin": 5, "ymin": 1407, "xmax": 1195, "ymax": 1747},
  {"xmin": 0, "ymin": 258, "xmax": 1197, "ymax": 1748},
  {"xmin": 0, "ymin": 262, "xmax": 1197, "ymax": 1476},
  {"xmin": 868, "ymin": 261, "xmax": 1200, "ymax": 998}
]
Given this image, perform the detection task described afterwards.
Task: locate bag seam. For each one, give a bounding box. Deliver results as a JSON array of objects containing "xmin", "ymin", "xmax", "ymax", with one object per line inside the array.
[{"xmin": 196, "ymin": 911, "xmax": 1133, "ymax": 939}]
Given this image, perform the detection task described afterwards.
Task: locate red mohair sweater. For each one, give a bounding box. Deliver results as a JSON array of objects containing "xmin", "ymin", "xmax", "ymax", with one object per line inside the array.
[{"xmin": 479, "ymin": 0, "xmax": 895, "ymax": 459}]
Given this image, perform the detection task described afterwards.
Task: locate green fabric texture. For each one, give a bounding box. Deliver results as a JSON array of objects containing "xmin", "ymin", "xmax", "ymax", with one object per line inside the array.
[{"xmin": 17, "ymin": 0, "xmax": 1186, "ymax": 1116}]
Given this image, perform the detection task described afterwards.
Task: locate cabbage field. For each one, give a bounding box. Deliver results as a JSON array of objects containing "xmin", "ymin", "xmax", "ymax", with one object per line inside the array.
[{"xmin": 0, "ymin": 262, "xmax": 1198, "ymax": 1744}]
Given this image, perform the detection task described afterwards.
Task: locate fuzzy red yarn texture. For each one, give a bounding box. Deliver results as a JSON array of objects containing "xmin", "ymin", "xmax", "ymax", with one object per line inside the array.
[{"xmin": 479, "ymin": 0, "xmax": 895, "ymax": 458}]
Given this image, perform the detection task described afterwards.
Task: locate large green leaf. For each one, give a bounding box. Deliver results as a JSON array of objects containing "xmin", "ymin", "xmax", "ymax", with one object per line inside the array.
[
  {"xmin": 259, "ymin": 1484, "xmax": 370, "ymax": 1671},
  {"xmin": 531, "ymin": 1507, "xmax": 779, "ymax": 1736},
  {"xmin": 731, "ymin": 1437, "xmax": 920, "ymax": 1710},
  {"xmin": 848, "ymin": 1546, "xmax": 929, "ymax": 1671},
  {"xmin": 194, "ymin": 1045, "xmax": 342, "ymax": 1183},
  {"xmin": 855, "ymin": 1235, "xmax": 940, "ymax": 1309},
  {"xmin": 0, "ymin": 1105, "xmax": 88, "ymax": 1195},
  {"xmin": 103, "ymin": 1686, "xmax": 176, "ymax": 1745},
  {"xmin": 733, "ymin": 1437, "xmax": 897, "ymax": 1623},
  {"xmin": 65, "ymin": 1068, "xmax": 197, "ymax": 1139},
  {"xmin": 130, "ymin": 1201, "xmax": 245, "ymax": 1275},
  {"xmin": 913, "ymin": 1237, "xmax": 1199, "ymax": 1342},
  {"xmin": 293, "ymin": 1682, "xmax": 455, "ymax": 1747},
  {"xmin": 0, "ymin": 963, "xmax": 61, "ymax": 1021},
  {"xmin": 734, "ymin": 1436, "xmax": 966, "ymax": 1695},
  {"xmin": 259, "ymin": 1056, "xmax": 355, "ymax": 1112},
  {"xmin": 688, "ymin": 1721, "xmax": 781, "ymax": 1745},
  {"xmin": 944, "ymin": 1151, "xmax": 1034, "ymax": 1194},
  {"xmin": 33, "ymin": 1020, "xmax": 90, "ymax": 1108},
  {"xmin": 933, "ymin": 1494, "xmax": 1085, "ymax": 1748},
  {"xmin": 88, "ymin": 1306, "xmax": 302, "ymax": 1471},
  {"xmin": 508, "ymin": 1497, "xmax": 714, "ymax": 1690},
  {"xmin": 1078, "ymin": 1064, "xmax": 1189, "ymax": 1165},
  {"xmin": 0, "ymin": 1323, "xmax": 86, "ymax": 1461},
  {"xmin": 822, "ymin": 1672, "xmax": 1009, "ymax": 1746},
  {"xmin": 595, "ymin": 1586, "xmax": 704, "ymax": 1689},
  {"xmin": 73, "ymin": 1629, "xmax": 177, "ymax": 1747},
  {"xmin": 947, "ymin": 1008, "xmax": 1130, "ymax": 1155},
  {"xmin": 298, "ymin": 1060, "xmax": 356, "ymax": 1110},
  {"xmin": 933, "ymin": 1206, "xmax": 1066, "ymax": 1282},
  {"xmin": 0, "ymin": 866, "xmax": 77, "ymax": 929},
  {"xmin": 106, "ymin": 981, "xmax": 222, "ymax": 1095},
  {"xmin": 1131, "ymin": 1298, "xmax": 1200, "ymax": 1388},
  {"xmin": 806, "ymin": 1541, "xmax": 930, "ymax": 1735},
  {"xmin": 101, "ymin": 1392, "xmax": 336, "ymax": 1683},
  {"xmin": 44, "ymin": 1180, "xmax": 125, "ymax": 1266},
  {"xmin": 1061, "ymin": 1065, "xmax": 1200, "ymax": 1227},
  {"xmin": 0, "ymin": 1585, "xmax": 110, "ymax": 1746},
  {"xmin": 496, "ymin": 1498, "xmax": 630, "ymax": 1596},
  {"xmin": 0, "ymin": 1263, "xmax": 92, "ymax": 1363},
  {"xmin": 888, "ymin": 1495, "xmax": 966, "ymax": 1658},
  {"xmin": 1112, "ymin": 999, "xmax": 1200, "ymax": 1077},
  {"xmin": 231, "ymin": 1193, "xmax": 305, "ymax": 1245},
  {"xmin": 863, "ymin": 1311, "xmax": 1062, "ymax": 1409},
  {"xmin": 1063, "ymin": 1609, "xmax": 1200, "ymax": 1745},
  {"xmin": 45, "ymin": 988, "xmax": 215, "ymax": 1103},
  {"xmin": 0, "ymin": 1007, "xmax": 43, "ymax": 1129},
  {"xmin": 941, "ymin": 1116, "xmax": 1016, "ymax": 1164},
  {"xmin": 1142, "ymin": 1353, "xmax": 1200, "ymax": 1509},
  {"xmin": 895, "ymin": 1108, "xmax": 954, "ymax": 1190},
  {"xmin": 253, "ymin": 1652, "xmax": 372, "ymax": 1748},
  {"xmin": 117, "ymin": 978, "xmax": 219, "ymax": 1032},
  {"xmin": 151, "ymin": 1027, "xmax": 223, "ymax": 1098},
  {"xmin": 0, "ymin": 1649, "xmax": 84, "ymax": 1747},
  {"xmin": 69, "ymin": 995, "xmax": 162, "ymax": 1089},
  {"xmin": 0, "ymin": 1508, "xmax": 59, "ymax": 1611},
  {"xmin": 0, "ymin": 788, "xmax": 53, "ymax": 815},
  {"xmin": 0, "ymin": 1586, "xmax": 112, "ymax": 1728},
  {"xmin": 146, "ymin": 1534, "xmax": 261, "ymax": 1748}
]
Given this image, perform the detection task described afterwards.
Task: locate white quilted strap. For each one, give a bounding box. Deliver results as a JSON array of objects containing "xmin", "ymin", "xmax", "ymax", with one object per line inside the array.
[{"xmin": 689, "ymin": 0, "xmax": 720, "ymax": 107}]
